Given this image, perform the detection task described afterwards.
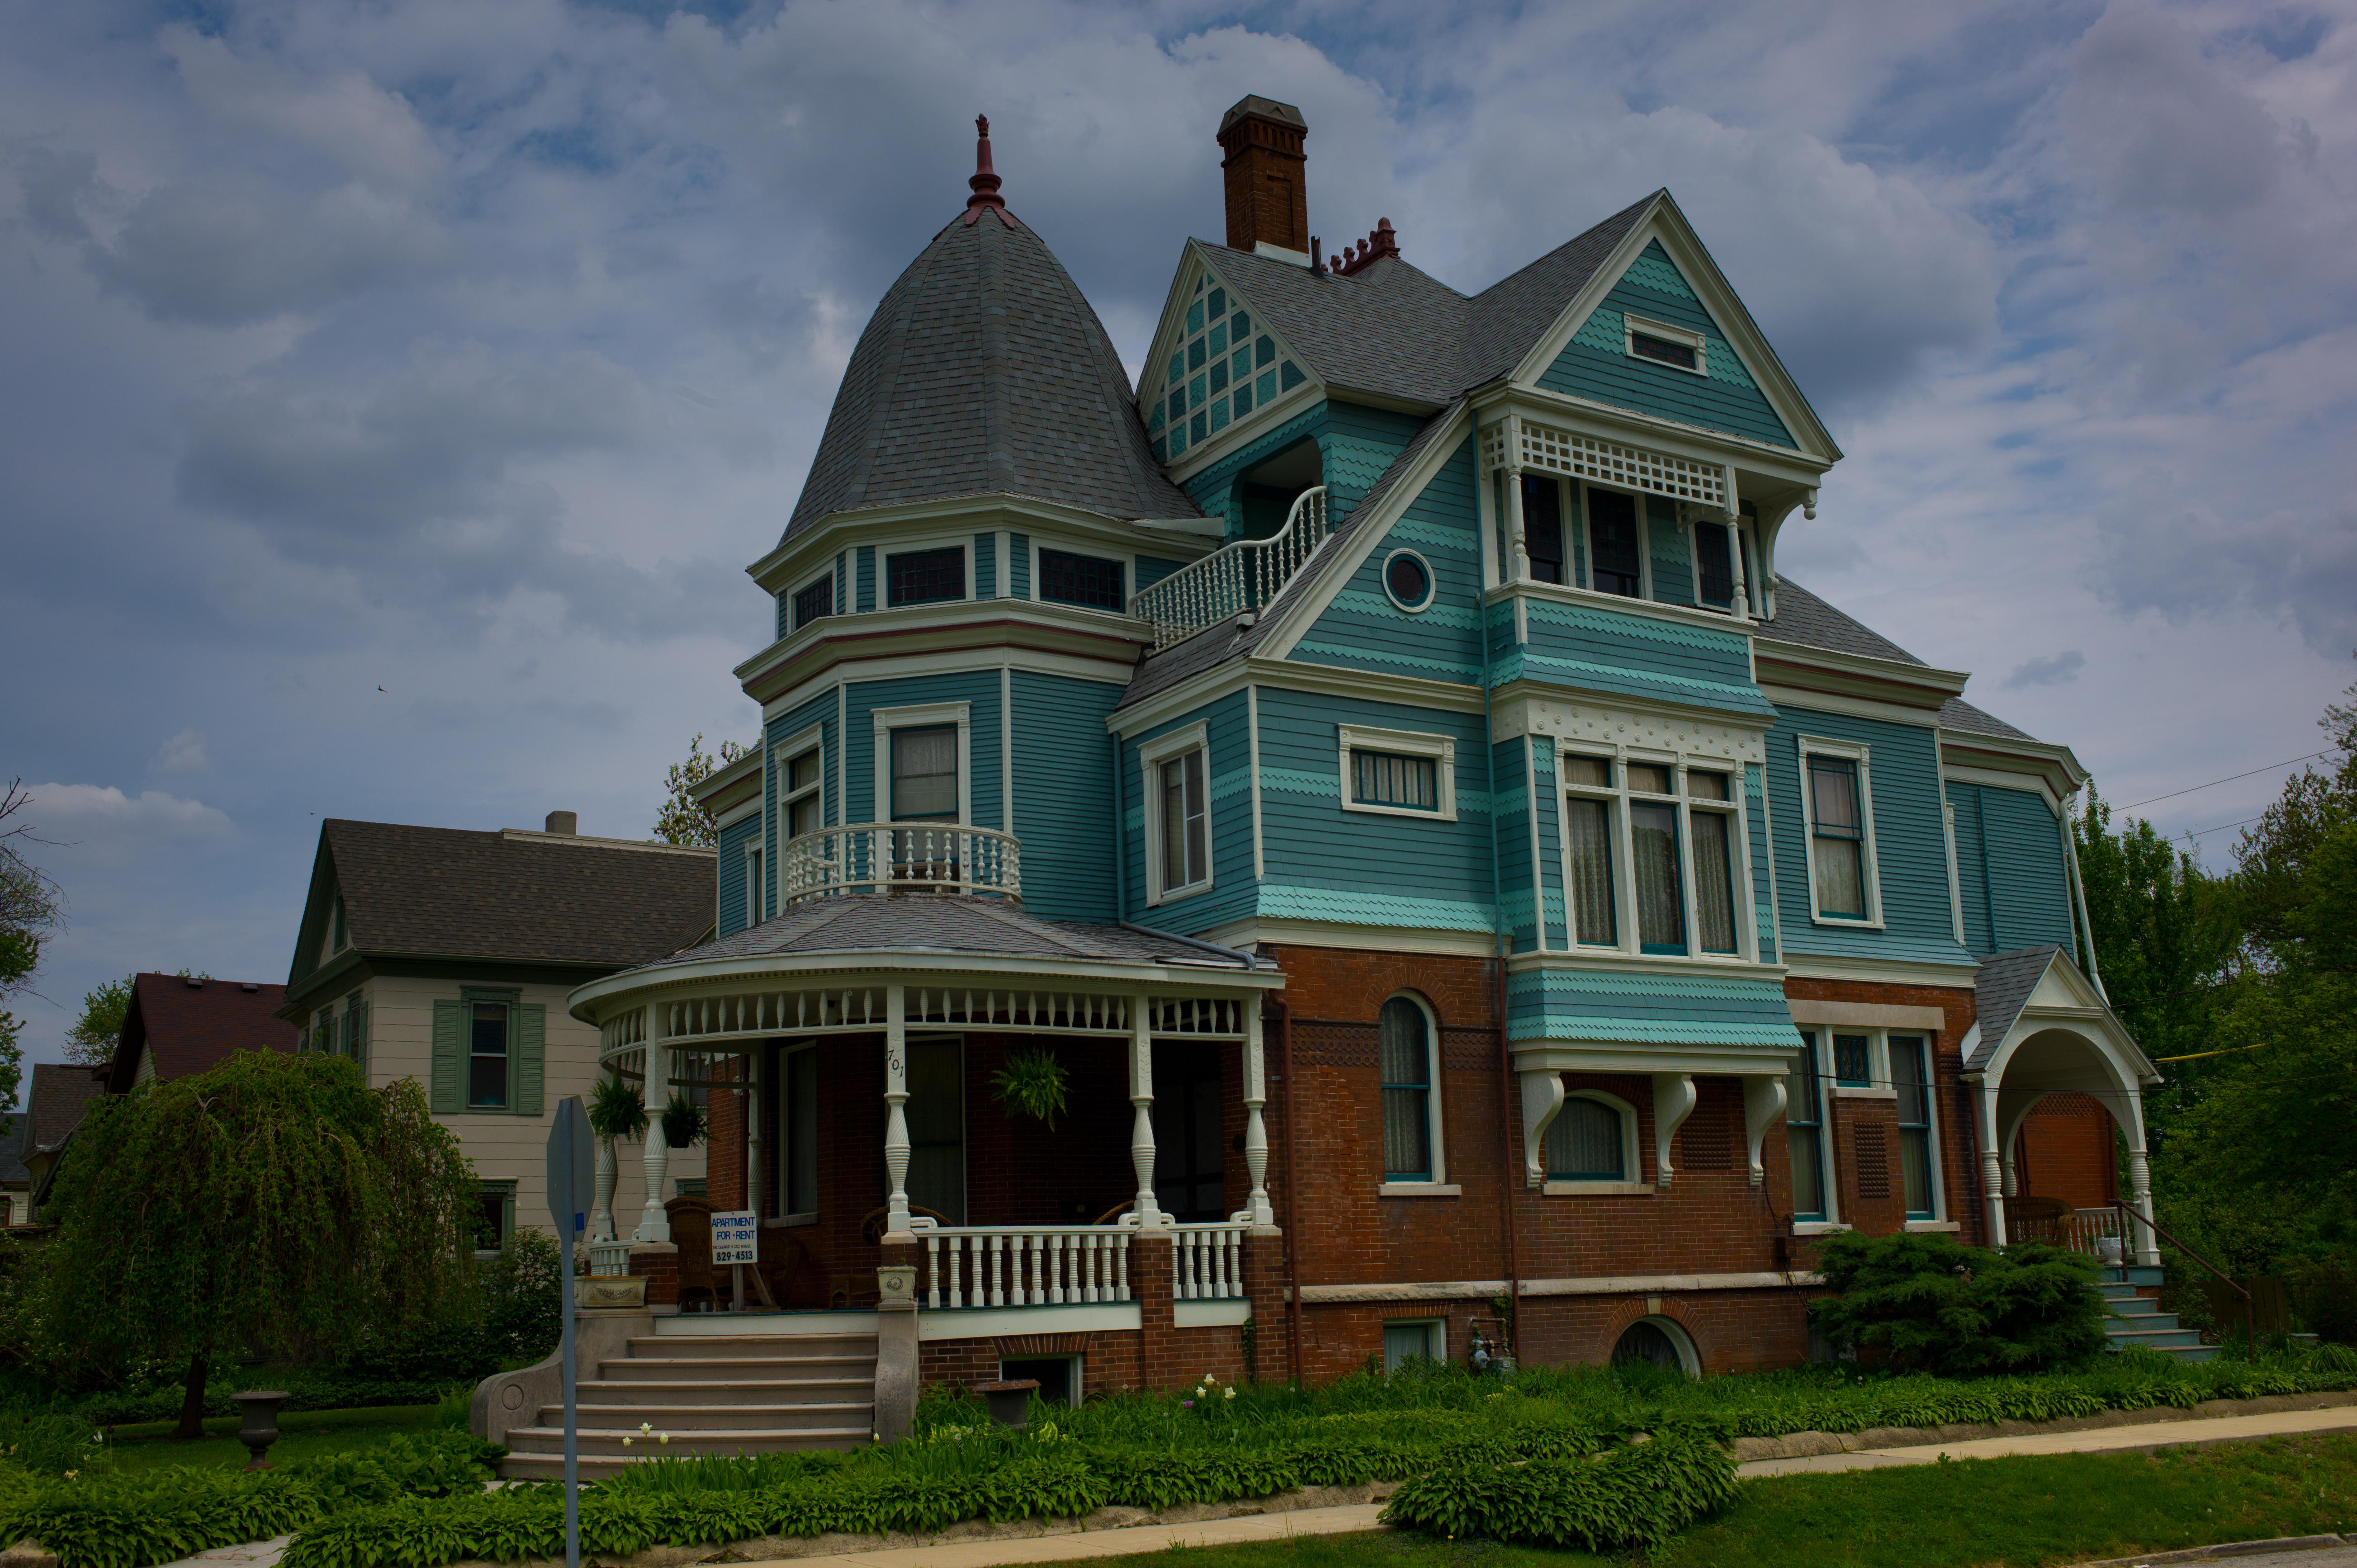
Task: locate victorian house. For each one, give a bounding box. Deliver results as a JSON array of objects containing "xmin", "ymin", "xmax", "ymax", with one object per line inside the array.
[{"xmin": 476, "ymin": 99, "xmax": 2153, "ymax": 1470}]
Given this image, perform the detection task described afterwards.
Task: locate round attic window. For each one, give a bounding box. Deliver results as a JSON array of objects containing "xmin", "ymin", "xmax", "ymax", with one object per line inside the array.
[{"xmin": 1382, "ymin": 549, "xmax": 1434, "ymax": 613}]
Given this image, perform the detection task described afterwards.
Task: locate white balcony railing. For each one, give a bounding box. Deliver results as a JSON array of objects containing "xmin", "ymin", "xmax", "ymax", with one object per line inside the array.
[
  {"xmin": 919, "ymin": 1222, "xmax": 1133, "ymax": 1309},
  {"xmin": 1130, "ymin": 486, "xmax": 1329, "ymax": 650},
  {"xmin": 1173, "ymin": 1219, "xmax": 1249, "ymax": 1301},
  {"xmin": 781, "ymin": 823, "xmax": 1021, "ymax": 906}
]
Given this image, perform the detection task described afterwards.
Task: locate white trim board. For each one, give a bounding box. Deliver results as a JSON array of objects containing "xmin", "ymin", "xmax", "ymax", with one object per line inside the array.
[{"xmin": 1296, "ymin": 1270, "xmax": 1820, "ymax": 1304}]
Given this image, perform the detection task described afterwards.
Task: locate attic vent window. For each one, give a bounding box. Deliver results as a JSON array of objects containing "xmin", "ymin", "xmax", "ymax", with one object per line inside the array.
[
  {"xmin": 1150, "ymin": 274, "xmax": 1303, "ymax": 465},
  {"xmin": 1624, "ymin": 316, "xmax": 1707, "ymax": 376}
]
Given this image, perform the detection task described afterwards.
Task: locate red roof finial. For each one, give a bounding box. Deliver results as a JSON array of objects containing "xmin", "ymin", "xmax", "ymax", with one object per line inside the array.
[{"xmin": 966, "ymin": 113, "xmax": 1006, "ymax": 215}]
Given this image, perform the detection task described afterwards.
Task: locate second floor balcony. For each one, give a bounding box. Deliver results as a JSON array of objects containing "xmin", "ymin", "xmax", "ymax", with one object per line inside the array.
[{"xmin": 781, "ymin": 822, "xmax": 1022, "ymax": 905}]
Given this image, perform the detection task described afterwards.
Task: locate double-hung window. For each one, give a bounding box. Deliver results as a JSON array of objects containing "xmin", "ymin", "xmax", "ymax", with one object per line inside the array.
[
  {"xmin": 1800, "ymin": 741, "xmax": 1878, "ymax": 923},
  {"xmin": 745, "ymin": 841, "xmax": 766, "ymax": 926},
  {"xmin": 1340, "ymin": 726, "xmax": 1457, "ymax": 820},
  {"xmin": 1892, "ymin": 1034, "xmax": 1936, "ymax": 1219},
  {"xmin": 885, "ymin": 547, "xmax": 965, "ymax": 607},
  {"xmin": 1039, "ymin": 548, "xmax": 1125, "ymax": 610},
  {"xmin": 1520, "ymin": 474, "xmax": 1566, "ymax": 585},
  {"xmin": 1787, "ymin": 1032, "xmax": 1832, "ymax": 1222},
  {"xmin": 782, "ymin": 746, "xmax": 823, "ymax": 840},
  {"xmin": 469, "ymin": 1001, "xmax": 510, "ymax": 1110},
  {"xmin": 793, "ymin": 575, "xmax": 833, "ymax": 630},
  {"xmin": 1378, "ymin": 996, "xmax": 1440, "ymax": 1183},
  {"xmin": 890, "ymin": 727, "xmax": 958, "ymax": 821},
  {"xmin": 1142, "ymin": 725, "xmax": 1211, "ymax": 903},
  {"xmin": 1562, "ymin": 752, "xmax": 1751, "ymax": 959},
  {"xmin": 1586, "ymin": 488, "xmax": 1643, "ymax": 597}
]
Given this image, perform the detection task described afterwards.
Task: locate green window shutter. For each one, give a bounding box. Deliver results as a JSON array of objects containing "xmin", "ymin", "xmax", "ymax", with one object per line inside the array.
[
  {"xmin": 430, "ymin": 1000, "xmax": 465, "ymax": 1114},
  {"xmin": 513, "ymin": 1004, "xmax": 546, "ymax": 1117},
  {"xmin": 350, "ymin": 1001, "xmax": 369, "ymax": 1077}
]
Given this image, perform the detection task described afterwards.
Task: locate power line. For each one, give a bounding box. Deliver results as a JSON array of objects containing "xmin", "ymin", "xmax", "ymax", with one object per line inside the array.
[
  {"xmin": 2184, "ymin": 814, "xmax": 2267, "ymax": 840},
  {"xmin": 2116, "ymin": 751, "xmax": 2332, "ymax": 812}
]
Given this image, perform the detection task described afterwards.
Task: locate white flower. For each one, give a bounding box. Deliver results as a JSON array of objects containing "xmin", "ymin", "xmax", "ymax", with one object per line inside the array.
[
  {"xmin": 658, "ymin": 1433, "xmax": 670, "ymax": 1446},
  {"xmin": 621, "ymin": 1437, "xmax": 633, "ymax": 1448},
  {"xmin": 639, "ymin": 1422, "xmax": 654, "ymax": 1436},
  {"xmin": 1224, "ymin": 1387, "xmax": 1236, "ymax": 1400}
]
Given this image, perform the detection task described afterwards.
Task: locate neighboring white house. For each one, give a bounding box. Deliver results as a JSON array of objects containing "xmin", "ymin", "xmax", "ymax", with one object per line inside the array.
[{"xmin": 282, "ymin": 812, "xmax": 715, "ymax": 1247}]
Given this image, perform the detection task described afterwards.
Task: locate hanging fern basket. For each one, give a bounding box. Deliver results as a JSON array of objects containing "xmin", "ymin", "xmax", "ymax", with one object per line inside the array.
[{"xmin": 989, "ymin": 1048, "xmax": 1070, "ymax": 1131}]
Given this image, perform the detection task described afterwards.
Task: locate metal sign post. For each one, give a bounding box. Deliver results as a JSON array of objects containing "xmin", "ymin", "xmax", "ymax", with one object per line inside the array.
[{"xmin": 545, "ymin": 1098, "xmax": 594, "ymax": 1568}]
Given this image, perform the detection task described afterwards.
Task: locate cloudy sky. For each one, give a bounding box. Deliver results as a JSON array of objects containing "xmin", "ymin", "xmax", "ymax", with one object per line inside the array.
[{"xmin": 3, "ymin": 0, "xmax": 2352, "ymax": 1078}]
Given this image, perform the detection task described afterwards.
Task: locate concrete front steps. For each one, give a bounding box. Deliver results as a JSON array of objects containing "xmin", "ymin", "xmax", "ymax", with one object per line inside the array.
[
  {"xmin": 2100, "ymin": 1264, "xmax": 2216, "ymax": 1364},
  {"xmin": 501, "ymin": 1329, "xmax": 878, "ymax": 1478}
]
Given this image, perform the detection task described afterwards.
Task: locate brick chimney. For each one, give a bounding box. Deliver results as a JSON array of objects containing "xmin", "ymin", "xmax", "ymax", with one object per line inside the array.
[{"xmin": 1217, "ymin": 95, "xmax": 1309, "ymax": 258}]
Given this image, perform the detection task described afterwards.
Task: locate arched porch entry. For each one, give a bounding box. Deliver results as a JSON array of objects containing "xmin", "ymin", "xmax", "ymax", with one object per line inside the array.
[{"xmin": 1961, "ymin": 946, "xmax": 2162, "ymax": 1266}]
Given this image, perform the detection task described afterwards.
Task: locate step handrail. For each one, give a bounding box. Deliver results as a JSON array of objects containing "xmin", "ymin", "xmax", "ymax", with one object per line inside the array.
[
  {"xmin": 2116, "ymin": 1200, "xmax": 2255, "ymax": 1362},
  {"xmin": 1128, "ymin": 486, "xmax": 1330, "ymax": 650}
]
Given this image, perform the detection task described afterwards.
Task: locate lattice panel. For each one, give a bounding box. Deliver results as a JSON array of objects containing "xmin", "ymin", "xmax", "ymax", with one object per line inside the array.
[
  {"xmin": 1441, "ymin": 1026, "xmax": 1496, "ymax": 1072},
  {"xmin": 1676, "ymin": 1082, "xmax": 1739, "ymax": 1171},
  {"xmin": 1514, "ymin": 422, "xmax": 1726, "ymax": 510},
  {"xmin": 1294, "ymin": 1021, "xmax": 1376, "ymax": 1069},
  {"xmin": 1853, "ymin": 1122, "xmax": 1890, "ymax": 1201}
]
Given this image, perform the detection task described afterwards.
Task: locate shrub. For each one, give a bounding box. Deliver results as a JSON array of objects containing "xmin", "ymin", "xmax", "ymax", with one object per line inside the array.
[
  {"xmin": 2290, "ymin": 1257, "xmax": 2357, "ymax": 1345},
  {"xmin": 1808, "ymin": 1231, "xmax": 2109, "ymax": 1374},
  {"xmin": 477, "ymin": 1229, "xmax": 564, "ymax": 1365},
  {"xmin": 1383, "ymin": 1427, "xmax": 1737, "ymax": 1550},
  {"xmin": 0, "ymin": 1412, "xmax": 110, "ymax": 1476}
]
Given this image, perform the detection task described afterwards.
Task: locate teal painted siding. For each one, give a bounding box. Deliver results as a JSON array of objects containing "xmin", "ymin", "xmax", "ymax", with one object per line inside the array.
[
  {"xmin": 1009, "ymin": 533, "xmax": 1030, "ymax": 598},
  {"xmin": 1948, "ymin": 780, "xmax": 2076, "ymax": 959},
  {"xmin": 1508, "ymin": 966, "xmax": 1794, "ymax": 1050},
  {"xmin": 764, "ymin": 689, "xmax": 840, "ymax": 916},
  {"xmin": 1118, "ymin": 692, "xmax": 1254, "ymax": 934},
  {"xmin": 1292, "ymin": 434, "xmax": 1484, "ymax": 686},
  {"xmin": 1135, "ymin": 555, "xmax": 1186, "ymax": 593},
  {"xmin": 1745, "ymin": 762, "xmax": 1777, "ymax": 963},
  {"xmin": 716, "ymin": 812, "xmax": 758, "ymax": 937},
  {"xmin": 1531, "ymin": 741, "xmax": 1567, "ymax": 947},
  {"xmin": 1538, "ymin": 241, "xmax": 1796, "ymax": 449},
  {"xmin": 1501, "ymin": 597, "xmax": 1772, "ymax": 718},
  {"xmin": 974, "ymin": 534, "xmax": 996, "ymax": 599},
  {"xmin": 1765, "ymin": 705, "xmax": 1975, "ymax": 969},
  {"xmin": 843, "ymin": 672, "xmax": 1004, "ymax": 831},
  {"xmin": 1010, "ymin": 671, "xmax": 1122, "ymax": 922},
  {"xmin": 1320, "ymin": 402, "xmax": 1427, "ymax": 519},
  {"xmin": 1494, "ymin": 737, "xmax": 1538, "ymax": 952},
  {"xmin": 1646, "ymin": 496, "xmax": 1692, "ymax": 606},
  {"xmin": 1251, "ymin": 687, "xmax": 1493, "ymax": 935},
  {"xmin": 1181, "ymin": 406, "xmax": 1325, "ymax": 542},
  {"xmin": 856, "ymin": 547, "xmax": 876, "ymax": 612}
]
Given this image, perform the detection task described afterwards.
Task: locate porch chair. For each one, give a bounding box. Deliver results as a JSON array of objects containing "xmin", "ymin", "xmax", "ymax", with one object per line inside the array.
[
  {"xmin": 2005, "ymin": 1195, "xmax": 2072, "ymax": 1245},
  {"xmin": 665, "ymin": 1195, "xmax": 718, "ymax": 1311}
]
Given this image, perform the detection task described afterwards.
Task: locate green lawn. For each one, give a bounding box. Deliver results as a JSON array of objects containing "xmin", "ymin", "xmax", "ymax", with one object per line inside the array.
[
  {"xmin": 1117, "ymin": 1433, "xmax": 2357, "ymax": 1568},
  {"xmin": 100, "ymin": 1403, "xmax": 449, "ymax": 1474}
]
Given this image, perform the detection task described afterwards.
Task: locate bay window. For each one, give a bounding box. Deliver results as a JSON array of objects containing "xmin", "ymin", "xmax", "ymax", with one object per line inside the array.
[{"xmin": 1560, "ymin": 750, "xmax": 1752, "ymax": 959}]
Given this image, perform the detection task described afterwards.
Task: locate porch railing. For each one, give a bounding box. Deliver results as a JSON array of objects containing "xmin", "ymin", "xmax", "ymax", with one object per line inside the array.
[
  {"xmin": 1173, "ymin": 1219, "xmax": 1250, "ymax": 1301},
  {"xmin": 588, "ymin": 1240, "xmax": 633, "ymax": 1278},
  {"xmin": 2059, "ymin": 1206, "xmax": 2126, "ymax": 1258},
  {"xmin": 1130, "ymin": 486, "xmax": 1329, "ymax": 650},
  {"xmin": 919, "ymin": 1223, "xmax": 1133, "ymax": 1310},
  {"xmin": 781, "ymin": 823, "xmax": 1021, "ymax": 906}
]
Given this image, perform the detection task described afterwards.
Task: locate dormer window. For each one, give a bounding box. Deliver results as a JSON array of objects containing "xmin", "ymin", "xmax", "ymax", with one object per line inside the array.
[
  {"xmin": 1151, "ymin": 271, "xmax": 1306, "ymax": 463},
  {"xmin": 1624, "ymin": 315, "xmax": 1706, "ymax": 375}
]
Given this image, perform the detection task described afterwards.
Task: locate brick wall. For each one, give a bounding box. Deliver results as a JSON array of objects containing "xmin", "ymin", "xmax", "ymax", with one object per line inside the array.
[{"xmin": 2014, "ymin": 1092, "xmax": 2118, "ymax": 1209}]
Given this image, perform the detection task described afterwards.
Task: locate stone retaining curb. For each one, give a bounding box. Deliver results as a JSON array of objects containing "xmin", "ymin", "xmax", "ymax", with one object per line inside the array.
[
  {"xmin": 2073, "ymin": 1535, "xmax": 2351, "ymax": 1566},
  {"xmin": 1728, "ymin": 1390, "xmax": 2357, "ymax": 1463}
]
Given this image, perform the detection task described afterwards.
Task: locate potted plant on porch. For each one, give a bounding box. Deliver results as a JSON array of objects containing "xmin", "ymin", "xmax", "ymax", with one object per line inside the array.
[{"xmin": 587, "ymin": 1073, "xmax": 649, "ymax": 1242}]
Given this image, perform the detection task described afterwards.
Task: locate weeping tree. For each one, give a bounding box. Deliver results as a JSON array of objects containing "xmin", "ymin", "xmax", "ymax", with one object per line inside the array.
[{"xmin": 40, "ymin": 1050, "xmax": 478, "ymax": 1436}]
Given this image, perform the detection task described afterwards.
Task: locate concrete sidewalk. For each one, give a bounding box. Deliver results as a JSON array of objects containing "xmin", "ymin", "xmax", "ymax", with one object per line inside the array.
[{"xmin": 1737, "ymin": 1402, "xmax": 2357, "ymax": 1478}]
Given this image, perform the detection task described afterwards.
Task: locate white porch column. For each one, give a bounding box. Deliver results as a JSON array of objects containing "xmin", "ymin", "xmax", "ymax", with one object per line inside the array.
[
  {"xmin": 1242, "ymin": 1006, "xmax": 1275, "ymax": 1230},
  {"xmin": 592, "ymin": 1137, "xmax": 618, "ymax": 1242},
  {"xmin": 1974, "ymin": 1083, "xmax": 2007, "ymax": 1247},
  {"xmin": 1130, "ymin": 994, "xmax": 1166, "ymax": 1229},
  {"xmin": 1651, "ymin": 1072, "xmax": 1697, "ymax": 1190},
  {"xmin": 883, "ymin": 984, "xmax": 912, "ymax": 1241},
  {"xmin": 1504, "ymin": 418, "xmax": 1529, "ymax": 583},
  {"xmin": 2118, "ymin": 1091, "xmax": 2159, "ymax": 1267},
  {"xmin": 636, "ymin": 1006, "xmax": 671, "ymax": 1242}
]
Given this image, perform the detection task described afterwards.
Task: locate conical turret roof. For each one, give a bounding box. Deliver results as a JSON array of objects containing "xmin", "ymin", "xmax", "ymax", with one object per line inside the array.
[{"xmin": 783, "ymin": 121, "xmax": 1196, "ymax": 539}]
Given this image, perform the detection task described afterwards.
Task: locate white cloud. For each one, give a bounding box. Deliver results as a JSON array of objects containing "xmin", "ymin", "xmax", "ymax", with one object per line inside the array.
[
  {"xmin": 2003, "ymin": 651, "xmax": 2086, "ymax": 690},
  {"xmin": 154, "ymin": 731, "xmax": 208, "ymax": 773},
  {"xmin": 21, "ymin": 784, "xmax": 233, "ymax": 869}
]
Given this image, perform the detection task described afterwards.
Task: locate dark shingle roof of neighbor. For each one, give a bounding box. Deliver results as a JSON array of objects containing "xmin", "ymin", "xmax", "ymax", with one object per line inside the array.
[
  {"xmin": 783, "ymin": 203, "xmax": 1196, "ymax": 539},
  {"xmin": 1117, "ymin": 405, "xmax": 1462, "ymax": 711},
  {"xmin": 26, "ymin": 1063, "xmax": 105, "ymax": 1152},
  {"xmin": 109, "ymin": 974, "xmax": 298, "ymax": 1092},
  {"xmin": 0, "ymin": 1114, "xmax": 30, "ymax": 1186},
  {"xmin": 620, "ymin": 893, "xmax": 1269, "ymax": 978},
  {"xmin": 322, "ymin": 821, "xmax": 714, "ymax": 970}
]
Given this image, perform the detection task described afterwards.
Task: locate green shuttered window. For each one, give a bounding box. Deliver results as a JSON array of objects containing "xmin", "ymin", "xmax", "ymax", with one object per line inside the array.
[{"xmin": 431, "ymin": 994, "xmax": 545, "ymax": 1117}]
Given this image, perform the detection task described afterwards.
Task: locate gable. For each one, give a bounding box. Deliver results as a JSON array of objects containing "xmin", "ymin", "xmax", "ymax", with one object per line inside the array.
[
  {"xmin": 1142, "ymin": 253, "xmax": 1316, "ymax": 468},
  {"xmin": 1540, "ymin": 241, "xmax": 1796, "ymax": 449},
  {"xmin": 1289, "ymin": 431, "xmax": 1483, "ymax": 686},
  {"xmin": 2027, "ymin": 959, "xmax": 2101, "ymax": 1013}
]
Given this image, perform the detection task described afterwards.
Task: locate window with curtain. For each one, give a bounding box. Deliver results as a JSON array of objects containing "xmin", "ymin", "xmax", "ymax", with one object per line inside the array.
[
  {"xmin": 1587, "ymin": 488, "xmax": 1642, "ymax": 596},
  {"xmin": 1893, "ymin": 1035, "xmax": 1935, "ymax": 1218},
  {"xmin": 1691, "ymin": 808, "xmax": 1738, "ymax": 954},
  {"xmin": 1564, "ymin": 795, "xmax": 1617, "ymax": 945},
  {"xmin": 1521, "ymin": 475, "xmax": 1564, "ymax": 585},
  {"xmin": 1158, "ymin": 749, "xmax": 1207, "ymax": 894},
  {"xmin": 1378, "ymin": 997, "xmax": 1433, "ymax": 1181},
  {"xmin": 1788, "ymin": 1032, "xmax": 1828, "ymax": 1221},
  {"xmin": 1631, "ymin": 798, "xmax": 1685, "ymax": 954},
  {"xmin": 1808, "ymin": 754, "xmax": 1869, "ymax": 919},
  {"xmin": 1352, "ymin": 749, "xmax": 1438, "ymax": 810},
  {"xmin": 890, "ymin": 726, "xmax": 957, "ymax": 821},
  {"xmin": 1545, "ymin": 1095, "xmax": 1626, "ymax": 1181}
]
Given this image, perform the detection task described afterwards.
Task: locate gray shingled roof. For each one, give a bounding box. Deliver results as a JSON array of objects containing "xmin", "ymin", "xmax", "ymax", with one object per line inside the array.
[
  {"xmin": 0, "ymin": 1113, "xmax": 30, "ymax": 1186},
  {"xmin": 1757, "ymin": 578, "xmax": 1927, "ymax": 665},
  {"xmin": 618, "ymin": 893, "xmax": 1268, "ymax": 977},
  {"xmin": 1940, "ymin": 696, "xmax": 2036, "ymax": 742},
  {"xmin": 318, "ymin": 821, "xmax": 715, "ymax": 973},
  {"xmin": 1190, "ymin": 192, "xmax": 1658, "ymax": 411},
  {"xmin": 1117, "ymin": 405, "xmax": 1462, "ymax": 711},
  {"xmin": 25, "ymin": 1062, "xmax": 104, "ymax": 1153},
  {"xmin": 784, "ymin": 205, "xmax": 1195, "ymax": 538},
  {"xmin": 1965, "ymin": 946, "xmax": 2155, "ymax": 1079}
]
